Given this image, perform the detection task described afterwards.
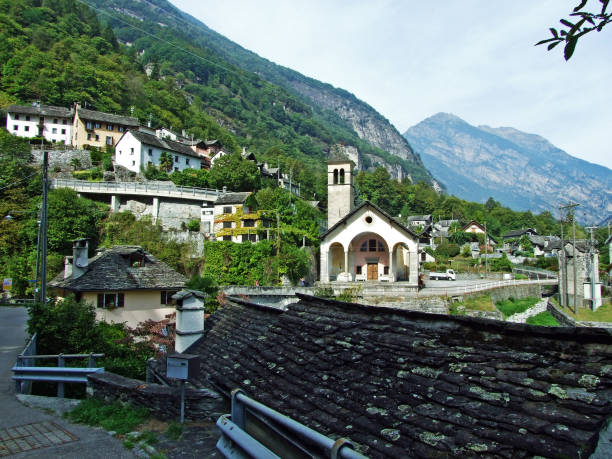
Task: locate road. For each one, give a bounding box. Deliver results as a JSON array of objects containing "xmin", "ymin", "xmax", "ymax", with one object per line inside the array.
[{"xmin": 0, "ymin": 306, "xmax": 134, "ymax": 458}]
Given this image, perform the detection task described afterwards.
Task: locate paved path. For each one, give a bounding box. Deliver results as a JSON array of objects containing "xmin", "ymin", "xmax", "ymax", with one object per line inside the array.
[{"xmin": 0, "ymin": 307, "xmax": 134, "ymax": 458}]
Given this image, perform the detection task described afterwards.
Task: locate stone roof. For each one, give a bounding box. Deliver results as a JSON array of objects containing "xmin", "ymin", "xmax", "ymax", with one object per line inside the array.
[
  {"xmin": 187, "ymin": 294, "xmax": 612, "ymax": 458},
  {"xmin": 77, "ymin": 107, "xmax": 139, "ymax": 126},
  {"xmin": 127, "ymin": 130, "xmax": 201, "ymax": 159},
  {"xmin": 214, "ymin": 192, "xmax": 251, "ymax": 205},
  {"xmin": 49, "ymin": 246, "xmax": 186, "ymax": 292},
  {"xmin": 503, "ymin": 228, "xmax": 538, "ymax": 239},
  {"xmin": 8, "ymin": 104, "xmax": 73, "ymax": 118},
  {"xmin": 406, "ymin": 215, "xmax": 432, "ymax": 223}
]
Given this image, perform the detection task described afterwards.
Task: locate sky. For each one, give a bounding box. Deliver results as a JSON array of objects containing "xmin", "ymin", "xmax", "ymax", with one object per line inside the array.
[{"xmin": 168, "ymin": 1, "xmax": 612, "ymax": 170}]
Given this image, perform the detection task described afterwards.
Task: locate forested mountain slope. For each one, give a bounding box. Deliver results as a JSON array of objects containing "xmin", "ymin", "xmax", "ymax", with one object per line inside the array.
[
  {"xmin": 85, "ymin": 0, "xmax": 436, "ymax": 186},
  {"xmin": 404, "ymin": 113, "xmax": 611, "ymax": 223}
]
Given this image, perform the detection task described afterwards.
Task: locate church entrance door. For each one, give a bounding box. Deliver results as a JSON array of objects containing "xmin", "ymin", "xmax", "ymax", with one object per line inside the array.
[{"xmin": 367, "ymin": 263, "xmax": 378, "ymax": 280}]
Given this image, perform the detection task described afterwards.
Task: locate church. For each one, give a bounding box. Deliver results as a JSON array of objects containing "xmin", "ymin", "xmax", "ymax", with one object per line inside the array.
[{"xmin": 319, "ymin": 157, "xmax": 420, "ymax": 287}]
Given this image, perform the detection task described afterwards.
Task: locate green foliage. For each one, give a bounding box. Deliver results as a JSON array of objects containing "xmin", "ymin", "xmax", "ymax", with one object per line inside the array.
[
  {"xmin": 336, "ymin": 286, "xmax": 362, "ymax": 303},
  {"xmin": 185, "ymin": 274, "xmax": 219, "ymax": 313},
  {"xmin": 27, "ymin": 296, "xmax": 155, "ymax": 379},
  {"xmin": 159, "ymin": 152, "xmax": 173, "ymax": 172},
  {"xmin": 489, "ymin": 254, "xmax": 513, "ymax": 272},
  {"xmin": 208, "ymin": 153, "xmax": 261, "ymax": 191},
  {"xmin": 64, "ymin": 398, "xmax": 149, "ymax": 434},
  {"xmin": 169, "ymin": 168, "xmax": 209, "ymax": 188},
  {"xmin": 435, "ymin": 242, "xmax": 460, "ymax": 258},
  {"xmin": 526, "ymin": 311, "xmax": 560, "ymax": 327},
  {"xmin": 142, "ymin": 163, "xmax": 169, "ymax": 181},
  {"xmin": 165, "ymin": 422, "xmax": 184, "ymax": 441},
  {"xmin": 495, "ymin": 297, "xmax": 540, "ymax": 319},
  {"xmin": 186, "ymin": 219, "xmax": 200, "ymax": 232}
]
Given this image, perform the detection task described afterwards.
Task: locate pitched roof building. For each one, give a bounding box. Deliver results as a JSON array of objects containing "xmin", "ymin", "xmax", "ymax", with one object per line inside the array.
[
  {"xmin": 185, "ymin": 294, "xmax": 612, "ymax": 458},
  {"xmin": 49, "ymin": 241, "xmax": 186, "ymax": 326},
  {"xmin": 6, "ymin": 103, "xmax": 73, "ymax": 144},
  {"xmin": 72, "ymin": 104, "xmax": 139, "ymax": 149}
]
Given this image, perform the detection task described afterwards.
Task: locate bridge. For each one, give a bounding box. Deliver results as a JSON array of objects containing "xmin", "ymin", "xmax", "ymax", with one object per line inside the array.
[{"xmin": 51, "ymin": 179, "xmax": 221, "ymax": 204}]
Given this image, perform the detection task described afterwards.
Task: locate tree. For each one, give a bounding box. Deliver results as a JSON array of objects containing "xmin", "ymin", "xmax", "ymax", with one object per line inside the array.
[
  {"xmin": 537, "ymin": 0, "xmax": 611, "ymax": 60},
  {"xmin": 208, "ymin": 153, "xmax": 261, "ymax": 191},
  {"xmin": 159, "ymin": 152, "xmax": 173, "ymax": 172}
]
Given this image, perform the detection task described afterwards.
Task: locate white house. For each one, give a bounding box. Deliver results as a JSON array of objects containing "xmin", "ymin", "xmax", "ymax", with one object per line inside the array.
[
  {"xmin": 6, "ymin": 103, "xmax": 73, "ymax": 144},
  {"xmin": 320, "ymin": 158, "xmax": 419, "ymax": 286},
  {"xmin": 115, "ymin": 130, "xmax": 202, "ymax": 174}
]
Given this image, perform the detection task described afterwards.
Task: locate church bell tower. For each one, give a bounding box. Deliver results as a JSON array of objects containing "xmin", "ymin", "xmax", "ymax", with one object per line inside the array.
[{"xmin": 327, "ymin": 157, "xmax": 355, "ymax": 228}]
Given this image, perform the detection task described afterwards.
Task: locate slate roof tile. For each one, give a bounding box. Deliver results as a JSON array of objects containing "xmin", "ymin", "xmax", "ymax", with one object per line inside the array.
[{"xmin": 184, "ymin": 294, "xmax": 612, "ymax": 458}]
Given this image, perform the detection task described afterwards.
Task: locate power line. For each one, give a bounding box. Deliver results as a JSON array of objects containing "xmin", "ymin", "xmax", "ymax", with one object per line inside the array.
[{"xmin": 0, "ymin": 172, "xmax": 39, "ymax": 193}]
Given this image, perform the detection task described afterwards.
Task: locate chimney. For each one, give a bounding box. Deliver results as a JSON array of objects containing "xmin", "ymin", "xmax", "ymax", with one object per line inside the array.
[
  {"xmin": 173, "ymin": 290, "xmax": 205, "ymax": 353},
  {"xmin": 72, "ymin": 238, "xmax": 89, "ymax": 279},
  {"xmin": 182, "ymin": 129, "xmax": 186, "ymax": 137}
]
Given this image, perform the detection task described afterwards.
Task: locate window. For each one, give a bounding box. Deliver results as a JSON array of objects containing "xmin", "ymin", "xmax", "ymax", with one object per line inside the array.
[
  {"xmin": 96, "ymin": 293, "xmax": 125, "ymax": 309},
  {"xmin": 52, "ymin": 128, "xmax": 57, "ymax": 134},
  {"xmin": 223, "ymin": 235, "xmax": 232, "ymax": 241},
  {"xmin": 378, "ymin": 241, "xmax": 385, "ymax": 252},
  {"xmin": 339, "ymin": 168, "xmax": 345, "ymax": 184},
  {"xmin": 174, "ymin": 155, "xmax": 179, "ymax": 162},
  {"xmin": 61, "ymin": 129, "xmax": 66, "ymax": 135},
  {"xmin": 25, "ymin": 115, "xmax": 30, "ymax": 121},
  {"xmin": 86, "ymin": 121, "xmax": 93, "ymax": 130},
  {"xmin": 369, "ymin": 239, "xmax": 377, "ymax": 252},
  {"xmin": 14, "ymin": 114, "xmax": 19, "ymax": 120},
  {"xmin": 243, "ymin": 220, "xmax": 255, "ymax": 228},
  {"xmin": 24, "ymin": 126, "xmax": 29, "ymax": 132},
  {"xmin": 333, "ymin": 168, "xmax": 338, "ymax": 184},
  {"xmin": 13, "ymin": 125, "xmax": 17, "ymax": 131},
  {"xmin": 384, "ymin": 266, "xmax": 389, "ymax": 275},
  {"xmin": 95, "ymin": 134, "xmax": 100, "ymax": 141},
  {"xmin": 356, "ymin": 265, "xmax": 362, "ymax": 275},
  {"xmin": 95, "ymin": 122, "xmax": 101, "ymax": 129},
  {"xmin": 185, "ymin": 158, "xmax": 190, "ymax": 165},
  {"xmin": 53, "ymin": 118, "xmax": 58, "ymax": 124},
  {"xmin": 161, "ymin": 290, "xmax": 176, "ymax": 305},
  {"xmin": 223, "ymin": 221, "xmax": 232, "ymax": 228},
  {"xmin": 360, "ymin": 241, "xmax": 368, "ymax": 252},
  {"xmin": 63, "ymin": 119, "xmax": 67, "ymax": 125},
  {"xmin": 148, "ymin": 148, "xmax": 153, "ymax": 156},
  {"xmin": 132, "ymin": 161, "xmax": 135, "ymax": 166},
  {"xmin": 130, "ymin": 147, "xmax": 134, "ymax": 155},
  {"xmin": 174, "ymin": 167, "xmax": 178, "ymax": 172},
  {"xmin": 87, "ymin": 133, "xmax": 92, "ymax": 140},
  {"xmin": 118, "ymin": 126, "xmax": 125, "ymax": 132},
  {"xmin": 107, "ymin": 124, "xmax": 113, "ymax": 130},
  {"xmin": 223, "ymin": 206, "xmax": 232, "ymax": 214},
  {"xmin": 106, "ymin": 136, "xmax": 112, "ymax": 145}
]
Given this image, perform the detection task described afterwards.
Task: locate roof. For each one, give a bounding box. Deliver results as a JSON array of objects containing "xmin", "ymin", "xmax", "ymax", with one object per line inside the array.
[
  {"xmin": 321, "ymin": 200, "xmax": 418, "ymax": 240},
  {"xmin": 187, "ymin": 294, "xmax": 612, "ymax": 458},
  {"xmin": 127, "ymin": 130, "xmax": 201, "ymax": 159},
  {"xmin": 462, "ymin": 220, "xmax": 485, "ymax": 232},
  {"xmin": 406, "ymin": 214, "xmax": 431, "ymax": 223},
  {"xmin": 214, "ymin": 192, "xmax": 251, "ymax": 205},
  {"xmin": 503, "ymin": 228, "xmax": 538, "ymax": 239},
  {"xmin": 172, "ymin": 289, "xmax": 207, "ymax": 300},
  {"xmin": 77, "ymin": 107, "xmax": 139, "ymax": 126},
  {"xmin": 8, "ymin": 104, "xmax": 73, "ymax": 118},
  {"xmin": 49, "ymin": 246, "xmax": 186, "ymax": 292}
]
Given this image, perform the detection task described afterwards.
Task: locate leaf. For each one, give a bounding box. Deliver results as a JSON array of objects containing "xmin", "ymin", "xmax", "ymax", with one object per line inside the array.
[
  {"xmin": 569, "ymin": 18, "xmax": 587, "ymax": 35},
  {"xmin": 550, "ymin": 27, "xmax": 559, "ymax": 38},
  {"xmin": 564, "ymin": 37, "xmax": 578, "ymax": 60},
  {"xmin": 536, "ymin": 37, "xmax": 557, "ymax": 46},
  {"xmin": 561, "ymin": 19, "xmax": 575, "ymax": 28},
  {"xmin": 548, "ymin": 41, "xmax": 561, "ymax": 51},
  {"xmin": 573, "ymin": 0, "xmax": 588, "ymax": 12}
]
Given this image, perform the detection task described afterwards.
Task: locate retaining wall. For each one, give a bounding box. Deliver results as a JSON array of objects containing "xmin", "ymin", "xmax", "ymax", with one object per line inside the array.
[
  {"xmin": 87, "ymin": 372, "xmax": 225, "ymax": 422},
  {"xmin": 506, "ymin": 299, "xmax": 548, "ymax": 323}
]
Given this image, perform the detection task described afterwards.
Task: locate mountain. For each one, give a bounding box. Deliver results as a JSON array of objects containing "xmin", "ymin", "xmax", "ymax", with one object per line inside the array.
[
  {"xmin": 403, "ymin": 113, "xmax": 612, "ymax": 223},
  {"xmin": 86, "ymin": 0, "xmax": 436, "ymax": 186}
]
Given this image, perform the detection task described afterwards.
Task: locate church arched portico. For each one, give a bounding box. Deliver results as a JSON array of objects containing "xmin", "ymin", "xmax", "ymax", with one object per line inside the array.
[{"xmin": 350, "ymin": 232, "xmax": 390, "ymax": 281}]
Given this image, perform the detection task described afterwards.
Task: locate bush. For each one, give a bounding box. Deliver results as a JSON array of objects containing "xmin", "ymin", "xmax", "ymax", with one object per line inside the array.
[
  {"xmin": 526, "ymin": 311, "xmax": 560, "ymax": 326},
  {"xmin": 64, "ymin": 398, "xmax": 149, "ymax": 434},
  {"xmin": 102, "ymin": 154, "xmax": 113, "ymax": 171},
  {"xmin": 187, "ymin": 219, "xmax": 200, "ymax": 232},
  {"xmin": 185, "ymin": 274, "xmax": 220, "ymax": 313},
  {"xmin": 435, "ymin": 242, "xmax": 460, "ymax": 258},
  {"xmin": 489, "ymin": 254, "xmax": 513, "ymax": 272},
  {"xmin": 495, "ymin": 297, "xmax": 539, "ymax": 319}
]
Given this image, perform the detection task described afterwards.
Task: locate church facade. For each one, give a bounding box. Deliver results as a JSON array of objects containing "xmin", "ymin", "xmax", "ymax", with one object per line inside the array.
[{"xmin": 320, "ymin": 159, "xmax": 419, "ymax": 286}]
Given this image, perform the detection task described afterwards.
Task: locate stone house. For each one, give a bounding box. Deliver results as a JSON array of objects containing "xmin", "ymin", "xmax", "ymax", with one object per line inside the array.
[
  {"xmin": 115, "ymin": 130, "xmax": 203, "ymax": 174},
  {"xmin": 212, "ymin": 192, "xmax": 268, "ymax": 243},
  {"xmin": 49, "ymin": 240, "xmax": 186, "ymax": 327},
  {"xmin": 6, "ymin": 103, "xmax": 73, "ymax": 144},
  {"xmin": 180, "ymin": 294, "xmax": 612, "ymax": 459},
  {"xmin": 320, "ymin": 157, "xmax": 419, "ymax": 284},
  {"xmin": 72, "ymin": 104, "xmax": 139, "ymax": 149},
  {"xmin": 406, "ymin": 214, "xmax": 432, "ymax": 230}
]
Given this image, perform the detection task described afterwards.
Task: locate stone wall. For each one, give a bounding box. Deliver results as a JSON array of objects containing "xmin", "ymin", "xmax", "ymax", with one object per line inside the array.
[
  {"xmin": 87, "ymin": 372, "xmax": 225, "ymax": 422},
  {"xmin": 488, "ymin": 284, "xmax": 542, "ymax": 303},
  {"xmin": 506, "ymin": 298, "xmax": 548, "ymax": 323}
]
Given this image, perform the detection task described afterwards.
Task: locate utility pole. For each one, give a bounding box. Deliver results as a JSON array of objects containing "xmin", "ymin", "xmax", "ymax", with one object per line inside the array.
[
  {"xmin": 585, "ymin": 226, "xmax": 597, "ymax": 310},
  {"xmin": 560, "ymin": 202, "xmax": 579, "ymax": 314},
  {"xmin": 484, "ymin": 221, "xmax": 488, "ymax": 279},
  {"xmin": 276, "ymin": 211, "xmax": 281, "ymax": 285},
  {"xmin": 559, "ymin": 211, "xmax": 565, "ymax": 307},
  {"xmin": 40, "ymin": 151, "xmax": 49, "ymax": 304}
]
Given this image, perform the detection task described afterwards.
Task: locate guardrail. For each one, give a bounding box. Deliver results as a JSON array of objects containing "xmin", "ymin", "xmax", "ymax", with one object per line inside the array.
[
  {"xmin": 12, "ymin": 352, "xmax": 104, "ymax": 398},
  {"xmin": 420, "ymin": 278, "xmax": 557, "ymax": 297},
  {"xmin": 512, "ymin": 265, "xmax": 558, "ymax": 279},
  {"xmin": 51, "ymin": 179, "xmax": 221, "ymax": 201},
  {"xmin": 217, "ymin": 389, "xmax": 367, "ymax": 459}
]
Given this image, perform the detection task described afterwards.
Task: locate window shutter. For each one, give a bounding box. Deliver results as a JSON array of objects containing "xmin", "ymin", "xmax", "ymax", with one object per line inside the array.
[
  {"xmin": 118, "ymin": 293, "xmax": 125, "ymax": 308},
  {"xmin": 97, "ymin": 294, "xmax": 104, "ymax": 308}
]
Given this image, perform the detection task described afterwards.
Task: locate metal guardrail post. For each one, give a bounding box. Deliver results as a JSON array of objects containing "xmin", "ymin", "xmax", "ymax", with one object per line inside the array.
[
  {"xmin": 231, "ymin": 388, "xmax": 247, "ymax": 429},
  {"xmin": 57, "ymin": 354, "xmax": 65, "ymax": 398},
  {"xmin": 88, "ymin": 353, "xmax": 95, "ymax": 368},
  {"xmin": 15, "ymin": 356, "xmax": 22, "ymax": 394}
]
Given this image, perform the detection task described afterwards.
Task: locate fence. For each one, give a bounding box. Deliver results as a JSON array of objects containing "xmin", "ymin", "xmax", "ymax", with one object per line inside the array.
[
  {"xmin": 12, "ymin": 344, "xmax": 105, "ymax": 398},
  {"xmin": 419, "ymin": 278, "xmax": 556, "ymax": 298},
  {"xmin": 217, "ymin": 389, "xmax": 367, "ymax": 459}
]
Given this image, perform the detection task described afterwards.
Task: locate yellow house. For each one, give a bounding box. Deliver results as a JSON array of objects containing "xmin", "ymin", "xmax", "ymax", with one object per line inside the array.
[
  {"xmin": 49, "ymin": 240, "xmax": 186, "ymax": 327},
  {"xmin": 72, "ymin": 104, "xmax": 139, "ymax": 149}
]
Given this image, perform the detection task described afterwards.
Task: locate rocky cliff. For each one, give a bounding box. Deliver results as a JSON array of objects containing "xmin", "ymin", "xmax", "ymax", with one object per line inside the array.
[{"xmin": 404, "ymin": 113, "xmax": 611, "ymax": 223}]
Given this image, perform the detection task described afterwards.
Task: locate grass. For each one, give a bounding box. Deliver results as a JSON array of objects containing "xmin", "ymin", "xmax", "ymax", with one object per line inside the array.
[
  {"xmin": 526, "ymin": 311, "xmax": 560, "ymax": 327},
  {"xmin": 560, "ymin": 302, "xmax": 612, "ymax": 323},
  {"xmin": 449, "ymin": 294, "xmax": 495, "ymax": 315},
  {"xmin": 495, "ymin": 297, "xmax": 540, "ymax": 319},
  {"xmin": 63, "ymin": 398, "xmax": 149, "ymax": 434},
  {"xmin": 165, "ymin": 421, "xmax": 184, "ymax": 441}
]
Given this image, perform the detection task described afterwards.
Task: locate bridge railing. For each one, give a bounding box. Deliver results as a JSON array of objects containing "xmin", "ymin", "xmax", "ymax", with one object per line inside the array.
[
  {"xmin": 420, "ymin": 278, "xmax": 556, "ymax": 297},
  {"xmin": 51, "ymin": 179, "xmax": 221, "ymax": 199}
]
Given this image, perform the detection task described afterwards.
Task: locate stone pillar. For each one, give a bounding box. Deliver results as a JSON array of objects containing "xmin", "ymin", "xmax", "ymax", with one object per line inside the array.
[
  {"xmin": 389, "ymin": 248, "xmax": 394, "ymax": 282},
  {"xmin": 344, "ymin": 250, "xmax": 349, "ymax": 274},
  {"xmin": 173, "ymin": 290, "xmax": 205, "ymax": 353},
  {"xmin": 320, "ymin": 250, "xmax": 329, "ymax": 283},
  {"xmin": 152, "ymin": 197, "xmax": 160, "ymax": 223},
  {"xmin": 110, "ymin": 195, "xmax": 120, "ymax": 212}
]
